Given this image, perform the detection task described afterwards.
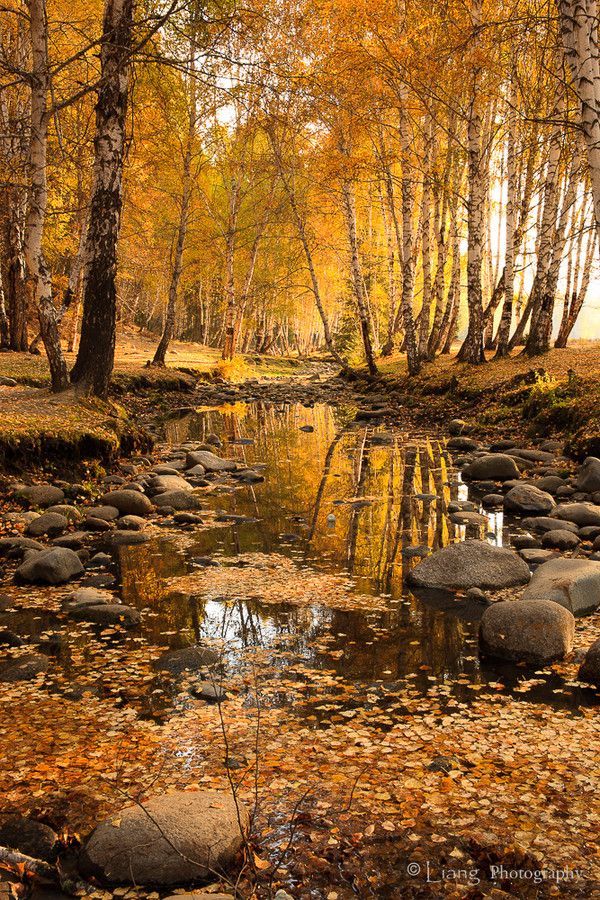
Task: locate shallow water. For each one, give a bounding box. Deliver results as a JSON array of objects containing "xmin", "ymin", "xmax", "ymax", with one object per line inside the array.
[{"xmin": 117, "ymin": 402, "xmax": 592, "ymax": 714}]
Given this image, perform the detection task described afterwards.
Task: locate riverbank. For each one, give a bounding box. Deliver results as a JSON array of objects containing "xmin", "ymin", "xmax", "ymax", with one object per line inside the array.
[{"xmin": 367, "ymin": 343, "xmax": 600, "ymax": 459}]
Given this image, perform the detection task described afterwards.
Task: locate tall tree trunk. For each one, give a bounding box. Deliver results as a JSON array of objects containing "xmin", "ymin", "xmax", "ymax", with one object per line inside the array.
[
  {"xmin": 398, "ymin": 95, "xmax": 421, "ymax": 374},
  {"xmin": 153, "ymin": 35, "xmax": 196, "ymax": 366},
  {"xmin": 71, "ymin": 0, "xmax": 134, "ymax": 396},
  {"xmin": 0, "ymin": 265, "xmax": 9, "ymax": 347},
  {"xmin": 340, "ymin": 179, "xmax": 378, "ymax": 376},
  {"xmin": 558, "ymin": 0, "xmax": 600, "ymax": 237},
  {"xmin": 418, "ymin": 115, "xmax": 433, "ymax": 358},
  {"xmin": 24, "ymin": 0, "xmax": 69, "ymax": 391},
  {"xmin": 495, "ymin": 87, "xmax": 518, "ymax": 358},
  {"xmin": 458, "ymin": 22, "xmax": 486, "ymax": 366}
]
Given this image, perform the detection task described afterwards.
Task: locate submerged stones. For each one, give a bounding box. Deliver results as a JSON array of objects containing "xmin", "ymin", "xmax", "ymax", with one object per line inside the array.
[
  {"xmin": 155, "ymin": 644, "xmax": 220, "ymax": 674},
  {"xmin": 0, "ymin": 652, "xmax": 49, "ymax": 682},
  {"xmin": 80, "ymin": 790, "xmax": 249, "ymax": 885},
  {"xmin": 479, "ymin": 599, "xmax": 575, "ymax": 664},
  {"xmin": 408, "ymin": 540, "xmax": 530, "ymax": 591}
]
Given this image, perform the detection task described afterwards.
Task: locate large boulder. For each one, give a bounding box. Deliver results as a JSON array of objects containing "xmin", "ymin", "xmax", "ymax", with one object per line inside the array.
[
  {"xmin": 479, "ymin": 599, "xmax": 574, "ymax": 663},
  {"xmin": 523, "ymin": 557, "xmax": 600, "ymax": 615},
  {"xmin": 16, "ymin": 484, "xmax": 64, "ymax": 507},
  {"xmin": 462, "ymin": 454, "xmax": 520, "ymax": 482},
  {"xmin": 99, "ymin": 490, "xmax": 153, "ymax": 517},
  {"xmin": 185, "ymin": 450, "xmax": 236, "ymax": 472},
  {"xmin": 579, "ymin": 639, "xmax": 600, "ymax": 687},
  {"xmin": 16, "ymin": 547, "xmax": 84, "ymax": 584},
  {"xmin": 503, "ymin": 484, "xmax": 555, "ymax": 516},
  {"xmin": 0, "ymin": 536, "xmax": 46, "ymax": 557},
  {"xmin": 407, "ymin": 540, "xmax": 530, "ymax": 591},
  {"xmin": 577, "ymin": 457, "xmax": 600, "ymax": 494},
  {"xmin": 552, "ymin": 502, "xmax": 600, "ymax": 527},
  {"xmin": 80, "ymin": 790, "xmax": 249, "ymax": 885},
  {"xmin": 152, "ymin": 490, "xmax": 203, "ymax": 511}
]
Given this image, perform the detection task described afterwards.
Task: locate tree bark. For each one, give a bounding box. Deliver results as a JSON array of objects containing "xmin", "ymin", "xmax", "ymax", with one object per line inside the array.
[
  {"xmin": 71, "ymin": 0, "xmax": 134, "ymax": 396},
  {"xmin": 24, "ymin": 0, "xmax": 69, "ymax": 391},
  {"xmin": 340, "ymin": 179, "xmax": 378, "ymax": 376},
  {"xmin": 153, "ymin": 33, "xmax": 196, "ymax": 366},
  {"xmin": 558, "ymin": 0, "xmax": 600, "ymax": 237}
]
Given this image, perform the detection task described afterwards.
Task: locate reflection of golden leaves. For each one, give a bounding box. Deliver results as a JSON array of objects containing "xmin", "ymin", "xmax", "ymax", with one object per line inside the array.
[{"xmin": 167, "ymin": 552, "xmax": 389, "ymax": 613}]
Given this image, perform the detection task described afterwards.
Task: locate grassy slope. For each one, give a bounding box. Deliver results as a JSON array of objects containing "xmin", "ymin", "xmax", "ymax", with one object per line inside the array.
[
  {"xmin": 0, "ymin": 330, "xmax": 314, "ymax": 470},
  {"xmin": 373, "ymin": 342, "xmax": 600, "ymax": 458}
]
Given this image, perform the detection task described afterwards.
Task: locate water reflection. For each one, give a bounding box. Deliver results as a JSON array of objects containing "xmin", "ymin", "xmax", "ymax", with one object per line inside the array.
[{"xmin": 114, "ymin": 403, "xmax": 592, "ymax": 710}]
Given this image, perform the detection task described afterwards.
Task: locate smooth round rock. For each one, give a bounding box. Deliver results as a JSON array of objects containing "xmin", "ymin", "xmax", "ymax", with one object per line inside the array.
[
  {"xmin": 80, "ymin": 790, "xmax": 249, "ymax": 885},
  {"xmin": 480, "ymin": 599, "xmax": 575, "ymax": 663}
]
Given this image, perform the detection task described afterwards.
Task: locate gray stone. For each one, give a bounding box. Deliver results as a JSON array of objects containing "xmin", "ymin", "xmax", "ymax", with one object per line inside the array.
[
  {"xmin": 447, "ymin": 436, "xmax": 480, "ymax": 451},
  {"xmin": 45, "ymin": 504, "xmax": 82, "ymax": 522},
  {"xmin": 103, "ymin": 531, "xmax": 151, "ymax": 547},
  {"xmin": 149, "ymin": 474, "xmax": 193, "ymax": 495},
  {"xmin": 462, "ymin": 454, "xmax": 521, "ymax": 482},
  {"xmin": 185, "ymin": 450, "xmax": 237, "ymax": 472},
  {"xmin": 541, "ymin": 529, "xmax": 581, "ymax": 551},
  {"xmin": 152, "ymin": 490, "xmax": 203, "ymax": 511},
  {"xmin": 192, "ymin": 681, "xmax": 227, "ymax": 702},
  {"xmin": 508, "ymin": 448, "xmax": 557, "ymax": 464},
  {"xmin": 579, "ymin": 639, "xmax": 600, "ymax": 687},
  {"xmin": 408, "ymin": 540, "xmax": 530, "ymax": 591},
  {"xmin": 68, "ymin": 603, "xmax": 141, "ymax": 627},
  {"xmin": 86, "ymin": 505, "xmax": 120, "ymax": 521},
  {"xmin": 521, "ymin": 516, "xmax": 579, "ymax": 534},
  {"xmin": 519, "ymin": 548, "xmax": 558, "ymax": 565},
  {"xmin": 552, "ymin": 502, "xmax": 600, "ymax": 527},
  {"xmin": 534, "ymin": 476, "xmax": 565, "ymax": 495},
  {"xmin": 155, "ymin": 644, "xmax": 220, "ymax": 674},
  {"xmin": 26, "ymin": 512, "xmax": 68, "ymax": 537},
  {"xmin": 511, "ymin": 534, "xmax": 540, "ymax": 550},
  {"xmin": 0, "ymin": 536, "xmax": 46, "ymax": 557},
  {"xmin": 479, "ymin": 599, "xmax": 574, "ymax": 663},
  {"xmin": 504, "ymin": 484, "xmax": 555, "ymax": 516},
  {"xmin": 16, "ymin": 547, "xmax": 84, "ymax": 584},
  {"xmin": 0, "ymin": 817, "xmax": 58, "ymax": 861},
  {"xmin": 64, "ymin": 587, "xmax": 114, "ymax": 609},
  {"xmin": 450, "ymin": 511, "xmax": 489, "ymax": 526},
  {"xmin": 80, "ymin": 790, "xmax": 248, "ymax": 885},
  {"xmin": 99, "ymin": 490, "xmax": 152, "ymax": 517},
  {"xmin": 82, "ymin": 516, "xmax": 113, "ymax": 532},
  {"xmin": 482, "ymin": 493, "xmax": 504, "ymax": 508},
  {"xmin": 0, "ymin": 652, "xmax": 49, "ymax": 681},
  {"xmin": 16, "ymin": 484, "xmax": 64, "ymax": 507},
  {"xmin": 577, "ymin": 457, "xmax": 600, "ymax": 494},
  {"xmin": 465, "ymin": 587, "xmax": 489, "ymax": 603},
  {"xmin": 118, "ymin": 515, "xmax": 147, "ymax": 531},
  {"xmin": 52, "ymin": 531, "xmax": 89, "ymax": 549},
  {"xmin": 523, "ymin": 557, "xmax": 600, "ymax": 615}
]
